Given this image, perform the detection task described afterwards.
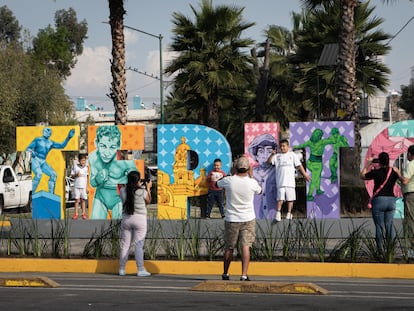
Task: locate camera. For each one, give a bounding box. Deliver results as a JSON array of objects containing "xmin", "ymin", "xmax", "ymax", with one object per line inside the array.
[
  {"xmin": 372, "ymin": 158, "xmax": 379, "ymax": 163},
  {"xmin": 139, "ymin": 165, "xmax": 155, "ymax": 188},
  {"xmin": 140, "ymin": 166, "xmax": 152, "ymax": 185}
]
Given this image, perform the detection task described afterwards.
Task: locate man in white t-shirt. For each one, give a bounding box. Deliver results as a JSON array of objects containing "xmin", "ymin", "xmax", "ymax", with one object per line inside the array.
[
  {"xmin": 268, "ymin": 139, "xmax": 310, "ymax": 221},
  {"xmin": 217, "ymin": 156, "xmax": 262, "ymax": 281}
]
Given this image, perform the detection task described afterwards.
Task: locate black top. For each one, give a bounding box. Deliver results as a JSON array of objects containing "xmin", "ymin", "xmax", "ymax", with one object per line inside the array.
[{"xmin": 365, "ymin": 167, "xmax": 398, "ymax": 197}]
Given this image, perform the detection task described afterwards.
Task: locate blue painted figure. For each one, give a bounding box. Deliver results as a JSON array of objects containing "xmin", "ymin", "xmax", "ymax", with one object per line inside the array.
[
  {"xmin": 26, "ymin": 127, "xmax": 75, "ymax": 194},
  {"xmin": 89, "ymin": 126, "xmax": 137, "ymax": 219}
]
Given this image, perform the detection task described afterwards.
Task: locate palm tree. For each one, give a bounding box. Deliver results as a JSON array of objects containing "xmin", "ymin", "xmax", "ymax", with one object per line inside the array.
[
  {"xmin": 250, "ymin": 24, "xmax": 305, "ymax": 129},
  {"xmin": 165, "ymin": 0, "xmax": 255, "ymax": 130},
  {"xmin": 251, "ymin": 38, "xmax": 269, "ymax": 122},
  {"xmin": 293, "ymin": 1, "xmax": 390, "ymax": 119},
  {"xmin": 108, "ymin": 0, "xmax": 127, "ymax": 125},
  {"xmin": 300, "ymin": 0, "xmax": 376, "ymax": 170}
]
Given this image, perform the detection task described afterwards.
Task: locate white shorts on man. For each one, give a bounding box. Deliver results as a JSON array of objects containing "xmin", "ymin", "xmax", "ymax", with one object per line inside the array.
[{"xmin": 277, "ymin": 187, "xmax": 296, "ymax": 202}]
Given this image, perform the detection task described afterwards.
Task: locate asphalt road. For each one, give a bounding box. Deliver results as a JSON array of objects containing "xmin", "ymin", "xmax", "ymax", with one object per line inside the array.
[{"xmin": 0, "ymin": 273, "xmax": 413, "ymax": 311}]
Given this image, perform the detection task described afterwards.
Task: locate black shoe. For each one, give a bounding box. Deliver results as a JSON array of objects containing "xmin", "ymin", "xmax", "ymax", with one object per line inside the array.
[
  {"xmin": 222, "ymin": 274, "xmax": 230, "ymax": 280},
  {"xmin": 221, "ymin": 214, "xmax": 225, "ymax": 218},
  {"xmin": 240, "ymin": 276, "xmax": 250, "ymax": 281}
]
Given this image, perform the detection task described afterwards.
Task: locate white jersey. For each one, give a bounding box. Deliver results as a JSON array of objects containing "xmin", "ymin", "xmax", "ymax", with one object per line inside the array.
[
  {"xmin": 217, "ymin": 175, "xmax": 262, "ymax": 222},
  {"xmin": 71, "ymin": 163, "xmax": 88, "ymax": 189},
  {"xmin": 271, "ymin": 151, "xmax": 301, "ymax": 188}
]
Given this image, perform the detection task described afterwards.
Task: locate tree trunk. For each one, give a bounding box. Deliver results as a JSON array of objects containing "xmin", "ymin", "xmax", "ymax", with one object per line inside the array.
[
  {"xmin": 254, "ymin": 39, "xmax": 270, "ymax": 122},
  {"xmin": 337, "ymin": 0, "xmax": 360, "ymax": 170},
  {"xmin": 108, "ymin": 0, "xmax": 127, "ymax": 125},
  {"xmin": 208, "ymin": 87, "xmax": 219, "ymax": 130}
]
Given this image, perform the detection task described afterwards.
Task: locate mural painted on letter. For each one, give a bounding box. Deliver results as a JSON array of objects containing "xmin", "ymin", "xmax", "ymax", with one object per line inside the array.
[
  {"xmin": 290, "ymin": 121, "xmax": 354, "ymax": 219},
  {"xmin": 16, "ymin": 126, "xmax": 79, "ymax": 219},
  {"xmin": 157, "ymin": 124, "xmax": 232, "ymax": 219},
  {"xmin": 244, "ymin": 123, "xmax": 279, "ymax": 219},
  {"xmin": 87, "ymin": 125, "xmax": 144, "ymax": 219}
]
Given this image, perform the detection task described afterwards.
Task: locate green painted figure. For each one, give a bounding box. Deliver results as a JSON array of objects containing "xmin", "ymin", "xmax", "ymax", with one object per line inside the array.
[
  {"xmin": 328, "ymin": 127, "xmax": 349, "ymax": 183},
  {"xmin": 295, "ymin": 129, "xmax": 335, "ymax": 201}
]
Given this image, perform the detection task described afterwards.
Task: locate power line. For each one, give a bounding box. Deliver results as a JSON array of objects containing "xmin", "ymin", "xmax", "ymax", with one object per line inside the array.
[
  {"xmin": 127, "ymin": 66, "xmax": 160, "ymax": 80},
  {"xmin": 386, "ymin": 15, "xmax": 414, "ymax": 45}
]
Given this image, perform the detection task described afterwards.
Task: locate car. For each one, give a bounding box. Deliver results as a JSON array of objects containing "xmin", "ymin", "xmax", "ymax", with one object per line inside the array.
[
  {"xmin": 0, "ymin": 165, "xmax": 32, "ymax": 215},
  {"xmin": 65, "ymin": 176, "xmax": 75, "ymax": 206}
]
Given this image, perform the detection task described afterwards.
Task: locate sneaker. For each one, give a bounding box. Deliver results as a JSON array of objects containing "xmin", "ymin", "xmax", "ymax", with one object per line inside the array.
[
  {"xmin": 275, "ymin": 211, "xmax": 281, "ymax": 222},
  {"xmin": 221, "ymin": 273, "xmax": 230, "ymax": 280},
  {"xmin": 240, "ymin": 275, "xmax": 250, "ymax": 281},
  {"xmin": 137, "ymin": 269, "xmax": 151, "ymax": 277},
  {"xmin": 81, "ymin": 213, "xmax": 87, "ymax": 220},
  {"xmin": 119, "ymin": 268, "xmax": 125, "ymax": 276},
  {"xmin": 286, "ymin": 212, "xmax": 293, "ymax": 220},
  {"xmin": 72, "ymin": 214, "xmax": 78, "ymax": 220}
]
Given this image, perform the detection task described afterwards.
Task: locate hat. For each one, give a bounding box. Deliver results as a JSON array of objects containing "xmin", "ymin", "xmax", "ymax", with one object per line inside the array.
[
  {"xmin": 235, "ymin": 157, "xmax": 250, "ymax": 170},
  {"xmin": 247, "ymin": 133, "xmax": 278, "ymax": 157}
]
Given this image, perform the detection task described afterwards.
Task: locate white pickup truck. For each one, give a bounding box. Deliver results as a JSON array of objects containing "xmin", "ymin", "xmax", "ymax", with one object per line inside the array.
[{"xmin": 0, "ymin": 165, "xmax": 32, "ymax": 215}]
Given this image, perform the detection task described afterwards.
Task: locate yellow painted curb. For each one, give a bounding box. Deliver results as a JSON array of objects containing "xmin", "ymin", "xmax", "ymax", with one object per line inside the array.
[
  {"xmin": 0, "ymin": 276, "xmax": 59, "ymax": 287},
  {"xmin": 191, "ymin": 280, "xmax": 328, "ymax": 295},
  {"xmin": 0, "ymin": 220, "xmax": 11, "ymax": 227},
  {"xmin": 0, "ymin": 259, "xmax": 413, "ymax": 279}
]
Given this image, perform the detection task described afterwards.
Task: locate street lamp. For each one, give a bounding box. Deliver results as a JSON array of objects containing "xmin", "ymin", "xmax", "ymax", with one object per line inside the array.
[
  {"xmin": 103, "ymin": 21, "xmax": 165, "ymax": 123},
  {"xmin": 124, "ymin": 25, "xmax": 164, "ymax": 124}
]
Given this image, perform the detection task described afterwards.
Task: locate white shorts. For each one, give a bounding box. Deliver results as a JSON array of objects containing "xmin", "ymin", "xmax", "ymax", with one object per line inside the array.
[
  {"xmin": 277, "ymin": 187, "xmax": 296, "ymax": 202},
  {"xmin": 74, "ymin": 187, "xmax": 88, "ymax": 200}
]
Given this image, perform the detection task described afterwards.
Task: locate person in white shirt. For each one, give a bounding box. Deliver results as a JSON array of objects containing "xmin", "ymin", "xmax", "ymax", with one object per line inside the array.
[
  {"xmin": 71, "ymin": 153, "xmax": 88, "ymax": 220},
  {"xmin": 402, "ymin": 145, "xmax": 414, "ymax": 257},
  {"xmin": 217, "ymin": 156, "xmax": 262, "ymax": 281},
  {"xmin": 268, "ymin": 139, "xmax": 311, "ymax": 221}
]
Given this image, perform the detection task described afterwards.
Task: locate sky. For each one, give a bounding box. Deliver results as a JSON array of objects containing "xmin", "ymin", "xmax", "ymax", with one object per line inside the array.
[{"xmin": 3, "ymin": 0, "xmax": 414, "ymax": 110}]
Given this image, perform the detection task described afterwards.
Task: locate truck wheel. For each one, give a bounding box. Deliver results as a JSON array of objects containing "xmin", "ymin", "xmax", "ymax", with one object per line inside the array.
[
  {"xmin": 0, "ymin": 196, "xmax": 4, "ymax": 216},
  {"xmin": 22, "ymin": 193, "xmax": 32, "ymax": 213}
]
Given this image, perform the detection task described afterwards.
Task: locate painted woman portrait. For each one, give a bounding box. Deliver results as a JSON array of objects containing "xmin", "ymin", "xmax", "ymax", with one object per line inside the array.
[{"xmin": 247, "ymin": 133, "xmax": 278, "ymax": 219}]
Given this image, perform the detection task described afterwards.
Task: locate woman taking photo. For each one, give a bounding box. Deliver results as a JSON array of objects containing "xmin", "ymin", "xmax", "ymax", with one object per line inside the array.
[
  {"xmin": 361, "ymin": 152, "xmax": 405, "ymax": 256},
  {"xmin": 119, "ymin": 170, "xmax": 152, "ymax": 277}
]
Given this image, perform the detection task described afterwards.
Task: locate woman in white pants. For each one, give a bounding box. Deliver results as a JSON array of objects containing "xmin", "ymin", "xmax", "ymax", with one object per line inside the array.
[{"xmin": 119, "ymin": 170, "xmax": 152, "ymax": 277}]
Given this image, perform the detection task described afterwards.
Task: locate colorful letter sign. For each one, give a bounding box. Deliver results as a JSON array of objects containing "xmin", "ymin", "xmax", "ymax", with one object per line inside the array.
[
  {"xmin": 290, "ymin": 121, "xmax": 354, "ymax": 219},
  {"xmin": 157, "ymin": 124, "xmax": 232, "ymax": 219},
  {"xmin": 16, "ymin": 126, "xmax": 79, "ymax": 219}
]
